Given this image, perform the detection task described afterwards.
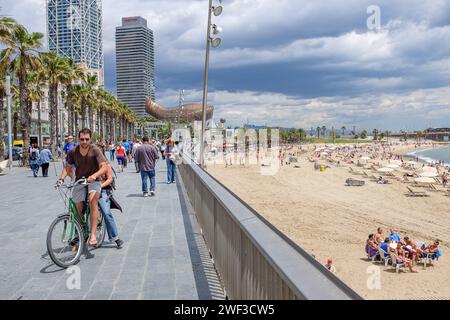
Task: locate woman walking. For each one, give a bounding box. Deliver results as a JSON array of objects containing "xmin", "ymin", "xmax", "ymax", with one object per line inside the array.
[
  {"xmin": 116, "ymin": 142, "xmax": 126, "ymax": 173},
  {"xmin": 37, "ymin": 145, "xmax": 53, "ymax": 177},
  {"xmin": 164, "ymin": 139, "xmax": 179, "ymax": 184},
  {"xmin": 108, "ymin": 141, "xmax": 115, "ymax": 161}
]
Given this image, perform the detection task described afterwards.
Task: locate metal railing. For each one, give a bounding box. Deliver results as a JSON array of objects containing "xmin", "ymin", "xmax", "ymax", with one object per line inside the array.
[{"xmin": 177, "ymin": 154, "xmax": 362, "ymax": 300}]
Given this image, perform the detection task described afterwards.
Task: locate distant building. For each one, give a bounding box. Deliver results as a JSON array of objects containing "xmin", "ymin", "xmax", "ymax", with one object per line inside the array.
[
  {"xmin": 46, "ymin": 0, "xmax": 104, "ymax": 86},
  {"xmin": 116, "ymin": 16, "xmax": 155, "ymax": 119},
  {"xmin": 424, "ymin": 128, "xmax": 450, "ymax": 141}
]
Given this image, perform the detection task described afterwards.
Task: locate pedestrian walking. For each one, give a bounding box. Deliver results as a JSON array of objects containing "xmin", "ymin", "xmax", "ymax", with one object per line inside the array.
[
  {"xmin": 131, "ymin": 140, "xmax": 142, "ymax": 173},
  {"xmin": 122, "ymin": 139, "xmax": 130, "ymax": 167},
  {"xmin": 116, "ymin": 142, "xmax": 126, "ymax": 173},
  {"xmin": 29, "ymin": 143, "xmax": 40, "ymax": 177},
  {"xmin": 164, "ymin": 139, "xmax": 179, "ymax": 184},
  {"xmin": 63, "ymin": 136, "xmax": 76, "ymax": 180},
  {"xmin": 108, "ymin": 141, "xmax": 115, "ymax": 161},
  {"xmin": 134, "ymin": 136, "xmax": 160, "ymax": 197},
  {"xmin": 38, "ymin": 145, "xmax": 53, "ymax": 177}
]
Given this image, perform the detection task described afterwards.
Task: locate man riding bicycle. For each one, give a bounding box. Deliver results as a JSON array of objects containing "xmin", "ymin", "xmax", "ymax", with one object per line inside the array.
[{"xmin": 57, "ymin": 128, "xmax": 108, "ymax": 247}]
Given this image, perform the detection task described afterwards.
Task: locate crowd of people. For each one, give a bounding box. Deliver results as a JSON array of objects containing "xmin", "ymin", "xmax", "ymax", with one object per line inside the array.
[{"xmin": 365, "ymin": 227, "xmax": 442, "ymax": 273}]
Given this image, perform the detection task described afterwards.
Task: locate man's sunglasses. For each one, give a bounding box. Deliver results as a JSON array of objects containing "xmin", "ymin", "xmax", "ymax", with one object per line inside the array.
[{"xmin": 79, "ymin": 138, "xmax": 90, "ymax": 141}]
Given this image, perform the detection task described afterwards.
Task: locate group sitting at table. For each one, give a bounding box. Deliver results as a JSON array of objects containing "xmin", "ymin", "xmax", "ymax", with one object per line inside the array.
[{"xmin": 365, "ymin": 227, "xmax": 442, "ymax": 272}]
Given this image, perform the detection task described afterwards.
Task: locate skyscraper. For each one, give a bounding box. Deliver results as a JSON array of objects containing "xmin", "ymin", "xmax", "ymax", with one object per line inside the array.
[
  {"xmin": 46, "ymin": 0, "xmax": 104, "ymax": 85},
  {"xmin": 116, "ymin": 16, "xmax": 155, "ymax": 119}
]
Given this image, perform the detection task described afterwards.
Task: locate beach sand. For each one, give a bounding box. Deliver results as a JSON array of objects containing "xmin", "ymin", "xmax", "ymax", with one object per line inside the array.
[{"xmin": 207, "ymin": 143, "xmax": 450, "ymax": 300}]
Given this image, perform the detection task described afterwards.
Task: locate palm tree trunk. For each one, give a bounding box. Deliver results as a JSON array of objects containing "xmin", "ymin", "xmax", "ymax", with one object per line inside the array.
[
  {"xmin": 48, "ymin": 83, "xmax": 57, "ymax": 153},
  {"xmin": 13, "ymin": 112, "xmax": 18, "ymax": 140},
  {"xmin": 19, "ymin": 71, "xmax": 30, "ymax": 166},
  {"xmin": 37, "ymin": 100, "xmax": 42, "ymax": 149},
  {"xmin": 110, "ymin": 113, "xmax": 114, "ymax": 143},
  {"xmin": 81, "ymin": 103, "xmax": 86, "ymax": 129},
  {"xmin": 66, "ymin": 85, "xmax": 73, "ymax": 136},
  {"xmin": 88, "ymin": 105, "xmax": 93, "ymax": 131},
  {"xmin": 74, "ymin": 111, "xmax": 79, "ymax": 136}
]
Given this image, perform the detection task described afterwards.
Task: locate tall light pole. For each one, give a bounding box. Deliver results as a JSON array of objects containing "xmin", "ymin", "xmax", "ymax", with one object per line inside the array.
[
  {"xmin": 5, "ymin": 76, "xmax": 13, "ymax": 170},
  {"xmin": 200, "ymin": 0, "xmax": 223, "ymax": 168}
]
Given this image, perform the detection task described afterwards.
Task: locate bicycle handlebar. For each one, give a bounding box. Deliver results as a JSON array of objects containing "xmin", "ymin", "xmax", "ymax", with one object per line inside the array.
[{"xmin": 55, "ymin": 177, "xmax": 91, "ymax": 189}]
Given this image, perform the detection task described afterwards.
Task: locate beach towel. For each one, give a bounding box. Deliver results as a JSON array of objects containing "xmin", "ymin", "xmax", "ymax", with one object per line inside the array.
[{"xmin": 365, "ymin": 243, "xmax": 379, "ymax": 259}]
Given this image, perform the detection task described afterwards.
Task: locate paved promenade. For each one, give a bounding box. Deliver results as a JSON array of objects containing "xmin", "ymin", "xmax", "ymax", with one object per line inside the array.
[{"xmin": 0, "ymin": 159, "xmax": 224, "ymax": 300}]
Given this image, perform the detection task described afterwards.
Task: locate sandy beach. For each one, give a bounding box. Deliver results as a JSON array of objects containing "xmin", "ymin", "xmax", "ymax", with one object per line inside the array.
[{"xmin": 207, "ymin": 141, "xmax": 450, "ymax": 300}]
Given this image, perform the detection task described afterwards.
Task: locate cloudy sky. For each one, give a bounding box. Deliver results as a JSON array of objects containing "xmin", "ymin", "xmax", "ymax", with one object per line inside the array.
[{"xmin": 2, "ymin": 0, "xmax": 450, "ymax": 130}]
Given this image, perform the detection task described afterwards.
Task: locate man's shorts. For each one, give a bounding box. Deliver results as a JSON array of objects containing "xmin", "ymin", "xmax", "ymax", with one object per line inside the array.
[{"xmin": 72, "ymin": 181, "xmax": 102, "ymax": 203}]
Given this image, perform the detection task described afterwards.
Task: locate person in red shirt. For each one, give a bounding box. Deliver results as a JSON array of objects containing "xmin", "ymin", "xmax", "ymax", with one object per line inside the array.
[{"xmin": 116, "ymin": 142, "xmax": 126, "ymax": 173}]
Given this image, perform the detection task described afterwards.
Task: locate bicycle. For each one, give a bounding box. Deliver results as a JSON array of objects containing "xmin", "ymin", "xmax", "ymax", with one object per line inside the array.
[{"xmin": 46, "ymin": 178, "xmax": 106, "ymax": 268}]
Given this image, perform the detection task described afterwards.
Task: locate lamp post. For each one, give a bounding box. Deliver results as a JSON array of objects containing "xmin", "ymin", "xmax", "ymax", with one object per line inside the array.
[
  {"xmin": 5, "ymin": 75, "xmax": 13, "ymax": 170},
  {"xmin": 200, "ymin": 0, "xmax": 223, "ymax": 168}
]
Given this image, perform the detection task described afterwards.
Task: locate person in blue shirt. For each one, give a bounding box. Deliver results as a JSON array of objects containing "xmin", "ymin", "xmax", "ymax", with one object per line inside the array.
[
  {"xmin": 388, "ymin": 229, "xmax": 401, "ymax": 242},
  {"xmin": 37, "ymin": 145, "xmax": 53, "ymax": 177},
  {"xmin": 63, "ymin": 136, "xmax": 76, "ymax": 179},
  {"xmin": 122, "ymin": 139, "xmax": 130, "ymax": 167},
  {"xmin": 379, "ymin": 238, "xmax": 391, "ymax": 257}
]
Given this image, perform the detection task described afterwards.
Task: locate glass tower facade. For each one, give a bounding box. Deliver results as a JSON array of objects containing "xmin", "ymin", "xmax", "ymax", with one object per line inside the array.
[
  {"xmin": 46, "ymin": 0, "xmax": 104, "ymax": 85},
  {"xmin": 116, "ymin": 16, "xmax": 155, "ymax": 119}
]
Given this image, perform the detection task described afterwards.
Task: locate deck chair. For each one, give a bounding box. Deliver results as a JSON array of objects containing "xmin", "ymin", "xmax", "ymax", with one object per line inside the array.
[
  {"xmin": 405, "ymin": 186, "xmax": 429, "ymax": 197},
  {"xmin": 378, "ymin": 247, "xmax": 392, "ymax": 267},
  {"xmin": 421, "ymin": 251, "xmax": 441, "ymax": 270},
  {"xmin": 390, "ymin": 253, "xmax": 406, "ymax": 273},
  {"xmin": 365, "ymin": 243, "xmax": 379, "ymax": 261},
  {"xmin": 362, "ymin": 171, "xmax": 370, "ymax": 178}
]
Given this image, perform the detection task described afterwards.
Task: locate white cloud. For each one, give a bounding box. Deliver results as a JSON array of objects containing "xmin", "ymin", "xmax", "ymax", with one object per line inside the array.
[{"xmin": 156, "ymin": 86, "xmax": 450, "ymax": 130}]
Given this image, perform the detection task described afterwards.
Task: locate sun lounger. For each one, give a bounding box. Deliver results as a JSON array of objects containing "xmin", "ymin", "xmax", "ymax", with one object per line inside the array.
[
  {"xmin": 405, "ymin": 186, "xmax": 430, "ymax": 197},
  {"xmin": 346, "ymin": 178, "xmax": 365, "ymax": 186}
]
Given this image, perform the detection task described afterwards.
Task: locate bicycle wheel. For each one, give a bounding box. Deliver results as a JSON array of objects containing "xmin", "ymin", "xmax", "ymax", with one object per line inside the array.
[
  {"xmin": 95, "ymin": 211, "xmax": 106, "ymax": 247},
  {"xmin": 46, "ymin": 215, "xmax": 85, "ymax": 268}
]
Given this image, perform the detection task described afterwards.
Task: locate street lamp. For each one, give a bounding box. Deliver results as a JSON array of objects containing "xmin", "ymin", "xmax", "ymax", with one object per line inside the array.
[{"xmin": 200, "ymin": 0, "xmax": 223, "ymax": 168}]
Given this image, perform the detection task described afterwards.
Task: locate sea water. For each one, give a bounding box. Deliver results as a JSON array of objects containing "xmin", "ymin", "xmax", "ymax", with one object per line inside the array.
[{"xmin": 408, "ymin": 147, "xmax": 450, "ymax": 165}]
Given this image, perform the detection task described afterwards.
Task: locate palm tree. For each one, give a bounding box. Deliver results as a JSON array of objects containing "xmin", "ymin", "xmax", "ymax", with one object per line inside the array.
[
  {"xmin": 62, "ymin": 58, "xmax": 84, "ymax": 137},
  {"xmin": 316, "ymin": 126, "xmax": 320, "ymax": 138},
  {"xmin": 341, "ymin": 126, "xmax": 346, "ymax": 136},
  {"xmin": 321, "ymin": 126, "xmax": 326, "ymax": 138},
  {"xmin": 372, "ymin": 129, "xmax": 379, "ymax": 141},
  {"xmin": 41, "ymin": 51, "xmax": 68, "ymax": 153},
  {"xmin": 1, "ymin": 24, "xmax": 43, "ymax": 165},
  {"xmin": 0, "ymin": 18, "xmax": 16, "ymax": 160},
  {"xmin": 27, "ymin": 70, "xmax": 46, "ymax": 148}
]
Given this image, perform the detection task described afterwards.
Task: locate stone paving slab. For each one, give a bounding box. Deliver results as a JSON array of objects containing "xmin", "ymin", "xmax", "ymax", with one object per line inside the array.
[{"xmin": 0, "ymin": 159, "xmax": 224, "ymax": 300}]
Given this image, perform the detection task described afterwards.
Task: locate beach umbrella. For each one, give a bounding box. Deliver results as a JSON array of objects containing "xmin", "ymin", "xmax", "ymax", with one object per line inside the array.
[
  {"xmin": 419, "ymin": 171, "xmax": 438, "ymax": 177},
  {"xmin": 406, "ymin": 161, "xmax": 417, "ymax": 165},
  {"xmin": 360, "ymin": 156, "xmax": 371, "ymax": 160},
  {"xmin": 386, "ymin": 164, "xmax": 400, "ymax": 169},
  {"xmin": 414, "ymin": 177, "xmax": 436, "ymax": 183},
  {"xmin": 378, "ymin": 167, "xmax": 394, "ymax": 173},
  {"xmin": 320, "ymin": 152, "xmax": 329, "ymax": 156},
  {"xmin": 389, "ymin": 160, "xmax": 402, "ymax": 165},
  {"xmin": 421, "ymin": 166, "xmax": 438, "ymax": 172}
]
